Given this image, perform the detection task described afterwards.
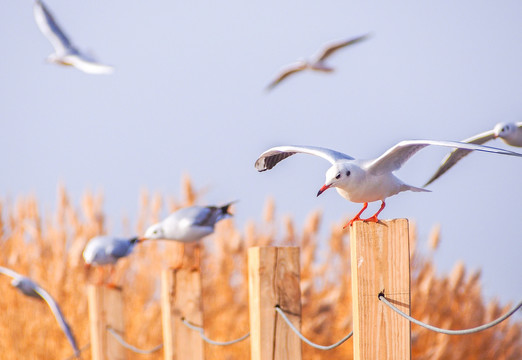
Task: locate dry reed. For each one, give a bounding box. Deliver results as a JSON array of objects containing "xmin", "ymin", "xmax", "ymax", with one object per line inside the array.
[{"xmin": 0, "ymin": 181, "xmax": 520, "ymax": 359}]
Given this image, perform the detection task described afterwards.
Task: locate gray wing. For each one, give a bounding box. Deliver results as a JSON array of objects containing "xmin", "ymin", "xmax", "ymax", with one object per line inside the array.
[
  {"xmin": 255, "ymin": 145, "xmax": 354, "ymax": 172},
  {"xmin": 367, "ymin": 139, "xmax": 522, "ymax": 175},
  {"xmin": 106, "ymin": 239, "xmax": 132, "ymax": 259},
  {"xmin": 266, "ymin": 61, "xmax": 308, "ymax": 90},
  {"xmin": 33, "ymin": 285, "xmax": 80, "ymax": 358},
  {"xmin": 315, "ymin": 33, "xmax": 371, "ymax": 62},
  {"xmin": 424, "ymin": 130, "xmax": 496, "ymax": 186},
  {"xmin": 33, "ymin": 0, "xmax": 76, "ymax": 55}
]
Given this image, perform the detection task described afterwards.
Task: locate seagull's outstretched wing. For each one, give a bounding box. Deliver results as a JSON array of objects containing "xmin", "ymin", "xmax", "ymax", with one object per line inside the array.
[
  {"xmin": 33, "ymin": 0, "xmax": 76, "ymax": 55},
  {"xmin": 0, "ymin": 266, "xmax": 23, "ymax": 279},
  {"xmin": 367, "ymin": 139, "xmax": 522, "ymax": 176},
  {"xmin": 68, "ymin": 55, "xmax": 114, "ymax": 74},
  {"xmin": 424, "ymin": 130, "xmax": 497, "ymax": 186},
  {"xmin": 255, "ymin": 145, "xmax": 354, "ymax": 171},
  {"xmin": 266, "ymin": 62, "xmax": 308, "ymax": 90},
  {"xmin": 33, "ymin": 284, "xmax": 81, "ymax": 358},
  {"xmin": 315, "ymin": 33, "xmax": 371, "ymax": 63}
]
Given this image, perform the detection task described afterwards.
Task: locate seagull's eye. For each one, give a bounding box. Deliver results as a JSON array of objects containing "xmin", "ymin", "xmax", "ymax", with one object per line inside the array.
[
  {"xmin": 335, "ymin": 173, "xmax": 341, "ymax": 179},
  {"xmin": 346, "ymin": 171, "xmax": 351, "ymax": 177}
]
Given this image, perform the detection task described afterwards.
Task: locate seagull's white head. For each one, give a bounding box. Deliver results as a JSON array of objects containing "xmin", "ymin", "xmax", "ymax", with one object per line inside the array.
[
  {"xmin": 317, "ymin": 163, "xmax": 358, "ymax": 196},
  {"xmin": 143, "ymin": 223, "xmax": 165, "ymax": 240},
  {"xmin": 493, "ymin": 122, "xmax": 516, "ymax": 139}
]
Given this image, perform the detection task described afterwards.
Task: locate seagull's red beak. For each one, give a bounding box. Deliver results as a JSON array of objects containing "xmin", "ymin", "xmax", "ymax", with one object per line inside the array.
[{"xmin": 317, "ymin": 184, "xmax": 332, "ymax": 197}]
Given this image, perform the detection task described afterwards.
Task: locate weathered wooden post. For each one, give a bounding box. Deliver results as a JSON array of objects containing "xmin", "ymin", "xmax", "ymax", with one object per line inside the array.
[
  {"xmin": 161, "ymin": 268, "xmax": 204, "ymax": 360},
  {"xmin": 87, "ymin": 285, "xmax": 125, "ymax": 360},
  {"xmin": 350, "ymin": 219, "xmax": 411, "ymax": 360},
  {"xmin": 248, "ymin": 246, "xmax": 302, "ymax": 360}
]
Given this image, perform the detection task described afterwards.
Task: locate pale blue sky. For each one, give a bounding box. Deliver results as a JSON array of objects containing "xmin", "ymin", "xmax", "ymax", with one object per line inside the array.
[{"xmin": 1, "ymin": 1, "xmax": 521, "ymax": 302}]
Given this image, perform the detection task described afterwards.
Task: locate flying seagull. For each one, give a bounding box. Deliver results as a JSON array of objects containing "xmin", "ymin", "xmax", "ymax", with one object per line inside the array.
[
  {"xmin": 0, "ymin": 266, "xmax": 80, "ymax": 358},
  {"xmin": 254, "ymin": 140, "xmax": 522, "ymax": 227},
  {"xmin": 266, "ymin": 33, "xmax": 370, "ymax": 90},
  {"xmin": 33, "ymin": 0, "xmax": 114, "ymax": 74},
  {"xmin": 83, "ymin": 236, "xmax": 143, "ymax": 285},
  {"xmin": 425, "ymin": 122, "xmax": 522, "ymax": 186}
]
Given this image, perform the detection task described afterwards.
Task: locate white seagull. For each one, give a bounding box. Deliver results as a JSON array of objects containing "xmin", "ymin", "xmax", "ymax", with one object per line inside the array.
[
  {"xmin": 33, "ymin": 0, "xmax": 114, "ymax": 74},
  {"xmin": 83, "ymin": 236, "xmax": 143, "ymax": 285},
  {"xmin": 0, "ymin": 266, "xmax": 80, "ymax": 358},
  {"xmin": 255, "ymin": 140, "xmax": 522, "ymax": 227},
  {"xmin": 143, "ymin": 202, "xmax": 235, "ymax": 242},
  {"xmin": 266, "ymin": 33, "xmax": 370, "ymax": 90},
  {"xmin": 425, "ymin": 122, "xmax": 522, "ymax": 186}
]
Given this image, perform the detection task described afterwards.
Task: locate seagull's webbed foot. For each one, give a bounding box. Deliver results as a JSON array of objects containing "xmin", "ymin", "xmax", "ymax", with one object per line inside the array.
[
  {"xmin": 343, "ymin": 202, "xmax": 369, "ymax": 229},
  {"xmin": 361, "ymin": 200, "xmax": 386, "ymax": 224}
]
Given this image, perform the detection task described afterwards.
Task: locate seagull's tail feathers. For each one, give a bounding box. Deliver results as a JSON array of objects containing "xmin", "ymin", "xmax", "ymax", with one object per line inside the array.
[
  {"xmin": 218, "ymin": 201, "xmax": 238, "ymax": 220},
  {"xmin": 403, "ymin": 184, "xmax": 431, "ymax": 193}
]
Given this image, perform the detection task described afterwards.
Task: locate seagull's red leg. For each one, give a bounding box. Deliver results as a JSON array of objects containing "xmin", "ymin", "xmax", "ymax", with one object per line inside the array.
[
  {"xmin": 343, "ymin": 202, "xmax": 368, "ymax": 229},
  {"xmin": 363, "ymin": 200, "xmax": 386, "ymax": 223}
]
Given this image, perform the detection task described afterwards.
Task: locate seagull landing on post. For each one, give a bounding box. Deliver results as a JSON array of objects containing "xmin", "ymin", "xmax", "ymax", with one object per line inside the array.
[
  {"xmin": 266, "ymin": 33, "xmax": 370, "ymax": 90},
  {"xmin": 254, "ymin": 140, "xmax": 522, "ymax": 228}
]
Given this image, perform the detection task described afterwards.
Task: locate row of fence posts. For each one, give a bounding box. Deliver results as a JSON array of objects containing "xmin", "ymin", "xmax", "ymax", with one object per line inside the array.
[{"xmin": 87, "ymin": 219, "xmax": 411, "ymax": 360}]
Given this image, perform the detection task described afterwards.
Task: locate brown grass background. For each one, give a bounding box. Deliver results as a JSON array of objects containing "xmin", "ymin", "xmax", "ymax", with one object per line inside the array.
[{"xmin": 0, "ymin": 177, "xmax": 520, "ymax": 359}]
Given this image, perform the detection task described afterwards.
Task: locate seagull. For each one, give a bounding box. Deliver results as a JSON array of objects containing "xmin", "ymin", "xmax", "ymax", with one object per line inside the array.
[
  {"xmin": 83, "ymin": 236, "xmax": 142, "ymax": 285},
  {"xmin": 33, "ymin": 0, "xmax": 114, "ymax": 74},
  {"xmin": 266, "ymin": 33, "xmax": 370, "ymax": 90},
  {"xmin": 424, "ymin": 122, "xmax": 522, "ymax": 186},
  {"xmin": 0, "ymin": 266, "xmax": 80, "ymax": 358},
  {"xmin": 254, "ymin": 140, "xmax": 522, "ymax": 227},
  {"xmin": 143, "ymin": 202, "xmax": 235, "ymax": 242}
]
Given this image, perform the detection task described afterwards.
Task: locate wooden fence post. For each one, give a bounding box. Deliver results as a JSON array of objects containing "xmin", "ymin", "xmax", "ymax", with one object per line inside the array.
[
  {"xmin": 87, "ymin": 285, "xmax": 125, "ymax": 360},
  {"xmin": 350, "ymin": 219, "xmax": 411, "ymax": 360},
  {"xmin": 248, "ymin": 246, "xmax": 302, "ymax": 360},
  {"xmin": 161, "ymin": 268, "xmax": 204, "ymax": 360}
]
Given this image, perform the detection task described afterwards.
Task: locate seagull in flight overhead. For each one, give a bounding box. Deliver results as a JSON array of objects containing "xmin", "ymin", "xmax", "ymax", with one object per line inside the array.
[
  {"xmin": 266, "ymin": 33, "xmax": 370, "ymax": 90},
  {"xmin": 425, "ymin": 122, "xmax": 522, "ymax": 186},
  {"xmin": 33, "ymin": 0, "xmax": 114, "ymax": 74},
  {"xmin": 255, "ymin": 140, "xmax": 522, "ymax": 227},
  {"xmin": 0, "ymin": 266, "xmax": 80, "ymax": 358}
]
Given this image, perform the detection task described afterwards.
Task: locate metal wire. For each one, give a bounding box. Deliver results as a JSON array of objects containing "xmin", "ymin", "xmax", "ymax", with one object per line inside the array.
[
  {"xmin": 107, "ymin": 327, "xmax": 163, "ymax": 354},
  {"xmin": 275, "ymin": 306, "xmax": 353, "ymax": 350},
  {"xmin": 62, "ymin": 343, "xmax": 90, "ymax": 360},
  {"xmin": 379, "ymin": 294, "xmax": 522, "ymax": 335},
  {"xmin": 181, "ymin": 318, "xmax": 250, "ymax": 346}
]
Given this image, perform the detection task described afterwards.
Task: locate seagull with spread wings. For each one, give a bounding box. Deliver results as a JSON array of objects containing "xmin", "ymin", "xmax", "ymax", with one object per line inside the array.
[
  {"xmin": 0, "ymin": 266, "xmax": 80, "ymax": 358},
  {"xmin": 266, "ymin": 33, "xmax": 370, "ymax": 90},
  {"xmin": 255, "ymin": 140, "xmax": 522, "ymax": 228},
  {"xmin": 424, "ymin": 122, "xmax": 522, "ymax": 186},
  {"xmin": 33, "ymin": 0, "xmax": 114, "ymax": 74}
]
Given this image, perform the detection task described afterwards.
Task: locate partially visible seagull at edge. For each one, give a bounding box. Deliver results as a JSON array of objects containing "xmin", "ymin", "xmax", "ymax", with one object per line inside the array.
[
  {"xmin": 424, "ymin": 122, "xmax": 522, "ymax": 186},
  {"xmin": 33, "ymin": 0, "xmax": 114, "ymax": 74},
  {"xmin": 0, "ymin": 266, "xmax": 80, "ymax": 358},
  {"xmin": 254, "ymin": 140, "xmax": 522, "ymax": 228},
  {"xmin": 83, "ymin": 235, "xmax": 143, "ymax": 286},
  {"xmin": 266, "ymin": 33, "xmax": 370, "ymax": 90}
]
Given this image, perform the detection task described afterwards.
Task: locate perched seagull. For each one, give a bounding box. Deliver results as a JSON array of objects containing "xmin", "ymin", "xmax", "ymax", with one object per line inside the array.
[
  {"xmin": 83, "ymin": 236, "xmax": 142, "ymax": 285},
  {"xmin": 33, "ymin": 0, "xmax": 114, "ymax": 74},
  {"xmin": 266, "ymin": 33, "xmax": 370, "ymax": 90},
  {"xmin": 0, "ymin": 266, "xmax": 80, "ymax": 358},
  {"xmin": 254, "ymin": 141, "xmax": 522, "ymax": 227},
  {"xmin": 425, "ymin": 122, "xmax": 522, "ymax": 186},
  {"xmin": 143, "ymin": 203, "xmax": 235, "ymax": 242}
]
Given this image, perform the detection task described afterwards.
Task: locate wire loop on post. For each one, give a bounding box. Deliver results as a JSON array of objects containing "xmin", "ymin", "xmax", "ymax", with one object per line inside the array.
[
  {"xmin": 106, "ymin": 327, "xmax": 163, "ymax": 354},
  {"xmin": 379, "ymin": 294, "xmax": 522, "ymax": 335},
  {"xmin": 180, "ymin": 318, "xmax": 250, "ymax": 346},
  {"xmin": 275, "ymin": 306, "xmax": 353, "ymax": 350}
]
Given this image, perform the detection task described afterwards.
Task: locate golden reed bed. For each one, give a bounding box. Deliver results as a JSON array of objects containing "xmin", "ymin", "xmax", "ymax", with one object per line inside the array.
[{"xmin": 0, "ymin": 178, "xmax": 520, "ymax": 359}]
